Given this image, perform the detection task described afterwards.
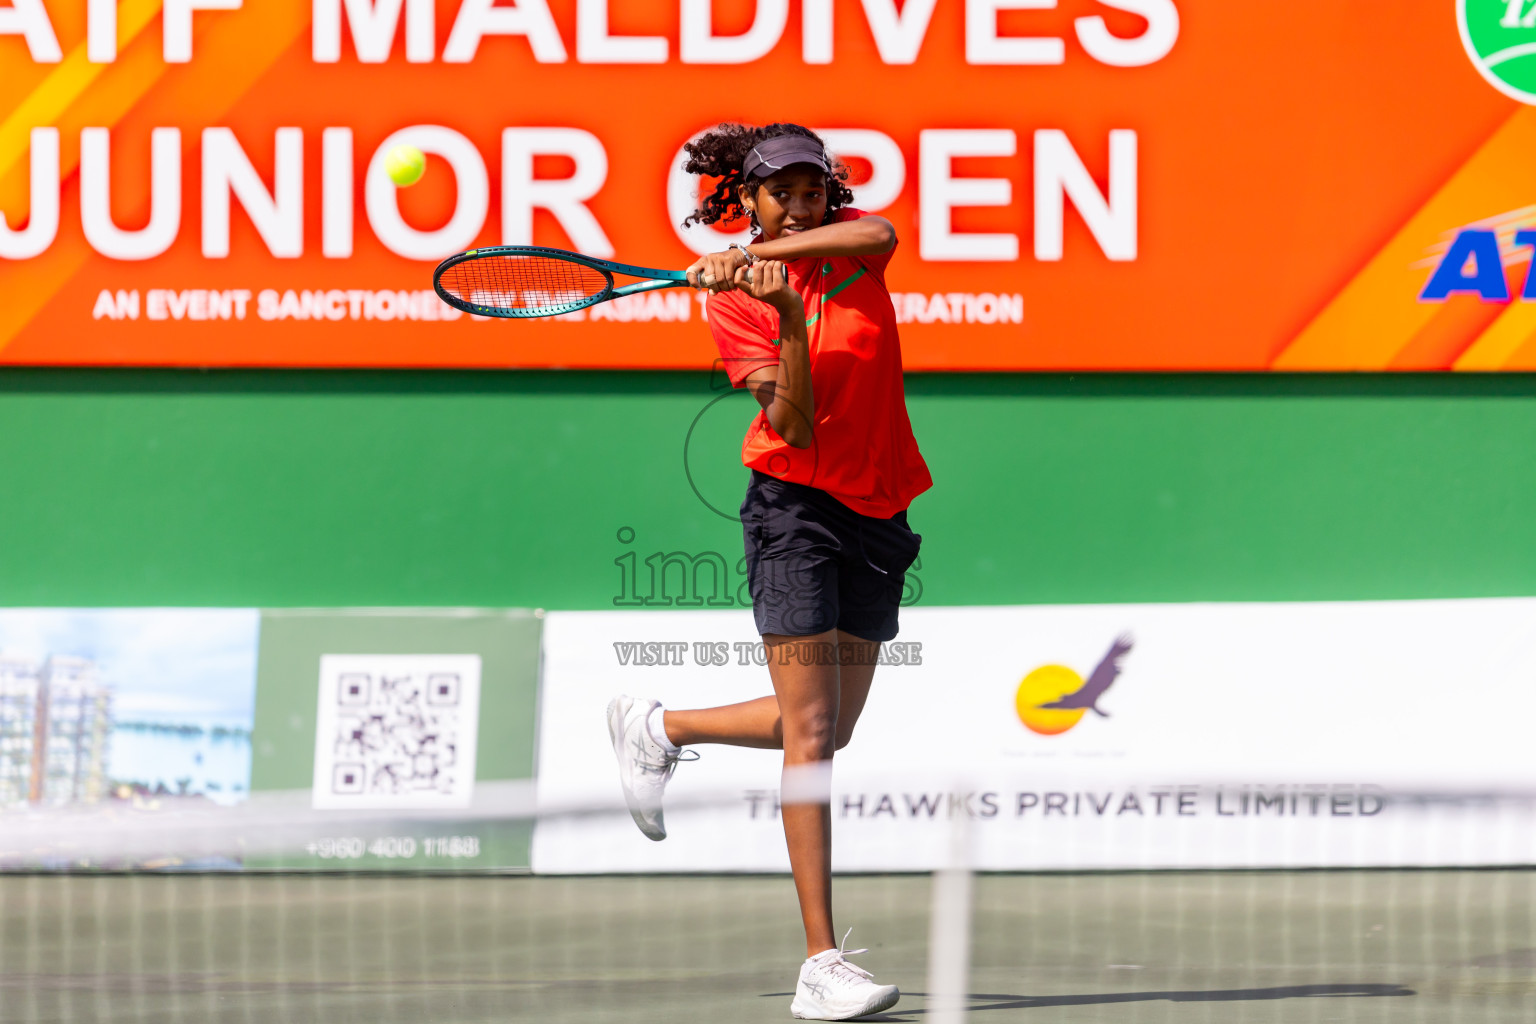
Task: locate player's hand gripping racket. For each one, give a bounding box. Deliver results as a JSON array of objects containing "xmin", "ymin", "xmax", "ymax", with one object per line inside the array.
[{"xmin": 433, "ymin": 245, "xmax": 749, "ymax": 318}]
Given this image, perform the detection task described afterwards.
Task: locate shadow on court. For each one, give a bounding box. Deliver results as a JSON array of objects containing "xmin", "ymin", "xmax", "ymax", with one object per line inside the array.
[
  {"xmin": 768, "ymin": 982, "xmax": 1415, "ymax": 1018},
  {"xmin": 910, "ymin": 982, "xmax": 1414, "ymax": 1009}
]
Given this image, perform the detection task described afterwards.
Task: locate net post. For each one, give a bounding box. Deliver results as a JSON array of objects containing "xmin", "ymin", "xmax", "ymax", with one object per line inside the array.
[{"xmin": 926, "ymin": 795, "xmax": 973, "ymax": 1024}]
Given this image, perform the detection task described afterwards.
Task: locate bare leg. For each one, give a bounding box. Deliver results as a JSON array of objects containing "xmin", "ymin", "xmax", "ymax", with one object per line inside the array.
[
  {"xmin": 662, "ymin": 630, "xmax": 884, "ymax": 957},
  {"xmin": 664, "ymin": 696, "xmax": 783, "ymax": 748},
  {"xmin": 765, "ymin": 628, "xmax": 841, "ymax": 957},
  {"xmin": 664, "ymin": 630, "xmax": 880, "ymax": 750},
  {"xmin": 829, "ymin": 631, "xmax": 879, "ymax": 749}
]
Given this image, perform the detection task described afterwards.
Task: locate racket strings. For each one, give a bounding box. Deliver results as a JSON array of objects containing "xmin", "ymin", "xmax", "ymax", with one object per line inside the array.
[{"xmin": 439, "ymin": 255, "xmax": 610, "ymax": 316}]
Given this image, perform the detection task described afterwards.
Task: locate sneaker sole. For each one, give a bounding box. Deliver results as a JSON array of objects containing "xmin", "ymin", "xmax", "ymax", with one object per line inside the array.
[
  {"xmin": 606, "ymin": 696, "xmax": 666, "ymax": 842},
  {"xmin": 791, "ymin": 986, "xmax": 900, "ymax": 1020}
]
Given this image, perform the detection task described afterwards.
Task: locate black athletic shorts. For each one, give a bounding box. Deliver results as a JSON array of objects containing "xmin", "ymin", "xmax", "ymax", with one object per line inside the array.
[{"xmin": 741, "ymin": 469, "xmax": 922, "ymax": 642}]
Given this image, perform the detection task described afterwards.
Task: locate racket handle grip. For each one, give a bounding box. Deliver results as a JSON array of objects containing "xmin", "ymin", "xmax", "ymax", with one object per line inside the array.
[{"xmin": 701, "ymin": 268, "xmax": 754, "ymax": 288}]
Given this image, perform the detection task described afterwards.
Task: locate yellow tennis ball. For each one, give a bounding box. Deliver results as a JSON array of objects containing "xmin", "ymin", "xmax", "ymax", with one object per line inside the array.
[{"xmin": 384, "ymin": 144, "xmax": 426, "ymax": 187}]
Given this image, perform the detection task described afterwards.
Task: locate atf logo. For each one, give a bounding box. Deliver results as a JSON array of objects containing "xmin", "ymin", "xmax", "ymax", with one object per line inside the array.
[
  {"xmin": 1459, "ymin": 0, "xmax": 1536, "ymax": 104},
  {"xmin": 1419, "ymin": 227, "xmax": 1536, "ymax": 301},
  {"xmin": 1014, "ymin": 634, "xmax": 1133, "ymax": 736}
]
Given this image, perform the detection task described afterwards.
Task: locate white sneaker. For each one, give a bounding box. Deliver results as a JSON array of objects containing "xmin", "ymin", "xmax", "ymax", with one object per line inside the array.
[
  {"xmin": 606, "ymin": 695, "xmax": 694, "ymax": 841},
  {"xmin": 790, "ymin": 930, "xmax": 900, "ymax": 1020}
]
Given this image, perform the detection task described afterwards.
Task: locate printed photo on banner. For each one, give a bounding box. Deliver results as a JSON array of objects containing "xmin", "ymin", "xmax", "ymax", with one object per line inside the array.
[{"xmin": 0, "ymin": 609, "xmax": 259, "ymax": 811}]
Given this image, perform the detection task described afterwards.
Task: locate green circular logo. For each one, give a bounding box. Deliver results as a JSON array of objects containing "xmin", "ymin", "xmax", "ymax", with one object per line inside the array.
[{"xmin": 1460, "ymin": 0, "xmax": 1536, "ymax": 103}]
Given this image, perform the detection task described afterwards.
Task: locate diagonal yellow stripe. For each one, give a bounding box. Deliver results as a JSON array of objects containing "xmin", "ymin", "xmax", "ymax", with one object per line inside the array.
[
  {"xmin": 1272, "ymin": 107, "xmax": 1536, "ymax": 370},
  {"xmin": 1453, "ymin": 299, "xmax": 1536, "ymax": 370},
  {"xmin": 0, "ymin": 0, "xmax": 312, "ymax": 355},
  {"xmin": 0, "ymin": 0, "xmax": 163, "ymax": 181}
]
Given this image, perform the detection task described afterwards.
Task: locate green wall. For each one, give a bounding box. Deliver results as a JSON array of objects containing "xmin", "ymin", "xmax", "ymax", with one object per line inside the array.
[
  {"xmin": 0, "ymin": 369, "xmax": 1533, "ymax": 608},
  {"xmin": 247, "ymin": 608, "xmax": 543, "ymax": 870},
  {"xmin": 251, "ymin": 609, "xmax": 542, "ymax": 792}
]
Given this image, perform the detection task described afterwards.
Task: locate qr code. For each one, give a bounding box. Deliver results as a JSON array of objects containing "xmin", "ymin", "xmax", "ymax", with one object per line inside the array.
[{"xmin": 311, "ymin": 654, "xmax": 482, "ymax": 809}]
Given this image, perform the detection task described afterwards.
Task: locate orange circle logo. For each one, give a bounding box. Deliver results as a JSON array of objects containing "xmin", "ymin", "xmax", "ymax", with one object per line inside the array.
[
  {"xmin": 1013, "ymin": 635, "xmax": 1135, "ymax": 736},
  {"xmin": 1015, "ymin": 664, "xmax": 1088, "ymax": 736}
]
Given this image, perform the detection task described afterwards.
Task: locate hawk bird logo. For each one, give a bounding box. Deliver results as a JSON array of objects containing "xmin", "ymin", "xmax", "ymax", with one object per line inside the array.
[
  {"xmin": 1035, "ymin": 634, "xmax": 1134, "ymax": 718},
  {"xmin": 1014, "ymin": 634, "xmax": 1135, "ymax": 735}
]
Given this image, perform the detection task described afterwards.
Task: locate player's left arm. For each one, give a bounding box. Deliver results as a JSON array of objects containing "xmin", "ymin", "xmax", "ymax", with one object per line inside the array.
[
  {"xmin": 687, "ymin": 216, "xmax": 896, "ymax": 290},
  {"xmin": 748, "ymin": 215, "xmax": 895, "ymax": 261}
]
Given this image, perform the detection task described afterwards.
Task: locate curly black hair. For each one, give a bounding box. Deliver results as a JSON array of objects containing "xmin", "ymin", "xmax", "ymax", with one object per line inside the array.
[{"xmin": 681, "ymin": 122, "xmax": 855, "ymax": 232}]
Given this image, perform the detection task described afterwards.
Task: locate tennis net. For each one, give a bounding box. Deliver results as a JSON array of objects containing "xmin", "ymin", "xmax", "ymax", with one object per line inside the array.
[{"xmin": 0, "ymin": 781, "xmax": 1532, "ymax": 1024}]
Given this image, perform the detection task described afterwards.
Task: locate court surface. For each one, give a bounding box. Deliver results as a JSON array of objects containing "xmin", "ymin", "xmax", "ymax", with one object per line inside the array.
[{"xmin": 1, "ymin": 871, "xmax": 1531, "ymax": 1023}]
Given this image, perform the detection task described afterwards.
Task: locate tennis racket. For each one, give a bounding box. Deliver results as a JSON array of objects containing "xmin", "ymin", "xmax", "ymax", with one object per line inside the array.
[{"xmin": 433, "ymin": 245, "xmax": 750, "ymax": 319}]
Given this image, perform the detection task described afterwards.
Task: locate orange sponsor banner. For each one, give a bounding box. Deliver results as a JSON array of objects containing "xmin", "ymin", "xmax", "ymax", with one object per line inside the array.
[{"xmin": 0, "ymin": 0, "xmax": 1531, "ymax": 369}]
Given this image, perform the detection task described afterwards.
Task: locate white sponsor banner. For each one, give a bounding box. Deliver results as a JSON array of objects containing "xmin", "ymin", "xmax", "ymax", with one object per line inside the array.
[{"xmin": 531, "ymin": 602, "xmax": 1536, "ymax": 873}]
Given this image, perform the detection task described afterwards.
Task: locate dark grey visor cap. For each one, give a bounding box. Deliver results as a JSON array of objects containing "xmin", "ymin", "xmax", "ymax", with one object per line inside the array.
[{"xmin": 742, "ymin": 136, "xmax": 830, "ymax": 180}]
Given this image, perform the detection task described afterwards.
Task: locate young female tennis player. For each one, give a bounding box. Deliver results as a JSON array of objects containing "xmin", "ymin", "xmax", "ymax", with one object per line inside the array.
[{"xmin": 606, "ymin": 123, "xmax": 931, "ymax": 1021}]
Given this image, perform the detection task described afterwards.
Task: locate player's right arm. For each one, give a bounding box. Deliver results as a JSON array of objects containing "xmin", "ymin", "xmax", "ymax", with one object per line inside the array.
[{"xmin": 737, "ymin": 261, "xmax": 813, "ymax": 448}]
